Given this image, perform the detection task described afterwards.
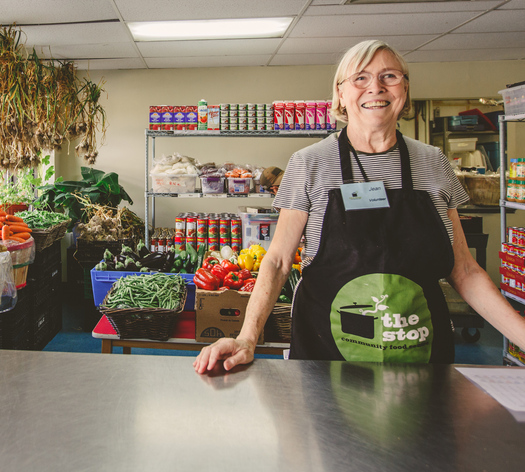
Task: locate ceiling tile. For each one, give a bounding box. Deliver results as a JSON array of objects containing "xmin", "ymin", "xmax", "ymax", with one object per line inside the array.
[
  {"xmin": 113, "ymin": 0, "xmax": 307, "ymax": 21},
  {"xmin": 75, "ymin": 58, "xmax": 146, "ymax": 70},
  {"xmin": 419, "ymin": 32, "xmax": 525, "ymax": 50},
  {"xmin": 290, "ymin": 12, "xmax": 480, "ymax": 37},
  {"xmin": 270, "ymin": 53, "xmax": 342, "ymax": 66},
  {"xmin": 22, "ymin": 22, "xmax": 130, "ymax": 47},
  {"xmin": 37, "ymin": 42, "xmax": 139, "ymax": 60},
  {"xmin": 1, "ymin": 0, "xmax": 118, "ymax": 23},
  {"xmin": 453, "ymin": 10, "xmax": 525, "ymax": 33},
  {"xmin": 304, "ymin": 1, "xmax": 504, "ymax": 15},
  {"xmin": 144, "ymin": 55, "xmax": 273, "ymax": 68},
  {"xmin": 404, "ymin": 48, "xmax": 525, "ymax": 62},
  {"xmin": 137, "ymin": 38, "xmax": 282, "ymax": 58}
]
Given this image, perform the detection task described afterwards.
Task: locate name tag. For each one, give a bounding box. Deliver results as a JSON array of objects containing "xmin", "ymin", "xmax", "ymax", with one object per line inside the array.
[{"xmin": 340, "ymin": 181, "xmax": 390, "ymax": 211}]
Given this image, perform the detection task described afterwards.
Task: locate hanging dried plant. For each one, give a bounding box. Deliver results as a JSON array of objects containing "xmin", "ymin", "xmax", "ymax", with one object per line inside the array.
[{"xmin": 0, "ymin": 24, "xmax": 107, "ymax": 171}]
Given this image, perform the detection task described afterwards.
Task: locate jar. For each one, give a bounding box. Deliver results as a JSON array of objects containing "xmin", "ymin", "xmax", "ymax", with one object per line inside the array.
[
  {"xmin": 516, "ymin": 178, "xmax": 525, "ymax": 203},
  {"xmin": 507, "ymin": 180, "xmax": 517, "ymax": 202},
  {"xmin": 517, "ymin": 158, "xmax": 525, "ymax": 178},
  {"xmin": 510, "ymin": 158, "xmax": 518, "ymax": 178}
]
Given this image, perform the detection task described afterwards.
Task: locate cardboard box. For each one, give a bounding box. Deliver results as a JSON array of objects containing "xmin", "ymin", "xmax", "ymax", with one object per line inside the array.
[{"xmin": 195, "ymin": 288, "xmax": 264, "ymax": 344}]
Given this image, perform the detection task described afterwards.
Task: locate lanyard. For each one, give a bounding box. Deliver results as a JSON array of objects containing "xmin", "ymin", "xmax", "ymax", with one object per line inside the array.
[{"xmin": 337, "ymin": 126, "xmax": 413, "ymax": 190}]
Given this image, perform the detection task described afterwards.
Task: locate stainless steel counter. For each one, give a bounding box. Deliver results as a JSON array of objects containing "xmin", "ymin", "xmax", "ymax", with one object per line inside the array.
[{"xmin": 0, "ymin": 350, "xmax": 522, "ymax": 472}]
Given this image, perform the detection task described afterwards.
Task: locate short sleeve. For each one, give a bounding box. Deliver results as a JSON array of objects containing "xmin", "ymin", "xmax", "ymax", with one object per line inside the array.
[{"xmin": 272, "ymin": 152, "xmax": 310, "ymax": 213}]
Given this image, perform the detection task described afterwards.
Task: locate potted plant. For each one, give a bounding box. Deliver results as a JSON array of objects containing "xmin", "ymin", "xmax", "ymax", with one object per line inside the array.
[{"xmin": 0, "ymin": 166, "xmax": 37, "ymax": 214}]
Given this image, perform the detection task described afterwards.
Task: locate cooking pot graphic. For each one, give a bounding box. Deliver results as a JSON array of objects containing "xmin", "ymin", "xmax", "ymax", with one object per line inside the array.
[{"xmin": 338, "ymin": 303, "xmax": 377, "ymax": 339}]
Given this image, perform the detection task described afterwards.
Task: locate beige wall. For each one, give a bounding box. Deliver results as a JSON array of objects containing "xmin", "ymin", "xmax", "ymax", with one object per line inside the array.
[{"xmin": 57, "ymin": 60, "xmax": 525, "ymax": 283}]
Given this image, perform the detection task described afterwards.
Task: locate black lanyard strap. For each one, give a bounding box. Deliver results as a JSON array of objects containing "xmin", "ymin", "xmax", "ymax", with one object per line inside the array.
[{"xmin": 338, "ymin": 126, "xmax": 413, "ymax": 190}]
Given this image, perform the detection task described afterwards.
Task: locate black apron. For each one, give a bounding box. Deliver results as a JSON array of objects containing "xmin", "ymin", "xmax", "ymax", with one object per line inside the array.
[{"xmin": 290, "ymin": 127, "xmax": 455, "ymax": 363}]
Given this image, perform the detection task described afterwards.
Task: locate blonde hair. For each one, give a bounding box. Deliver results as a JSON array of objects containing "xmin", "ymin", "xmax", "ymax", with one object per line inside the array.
[{"xmin": 330, "ymin": 40, "xmax": 412, "ymax": 123}]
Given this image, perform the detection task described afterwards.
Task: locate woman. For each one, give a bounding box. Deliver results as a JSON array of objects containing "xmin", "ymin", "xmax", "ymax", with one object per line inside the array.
[{"xmin": 194, "ymin": 39, "xmax": 525, "ymax": 373}]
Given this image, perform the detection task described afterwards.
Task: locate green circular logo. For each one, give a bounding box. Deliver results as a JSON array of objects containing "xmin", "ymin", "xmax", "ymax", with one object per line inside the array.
[{"xmin": 330, "ymin": 273, "xmax": 433, "ymax": 362}]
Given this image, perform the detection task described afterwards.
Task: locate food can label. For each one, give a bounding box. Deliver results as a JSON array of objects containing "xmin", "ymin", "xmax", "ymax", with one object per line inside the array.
[
  {"xmin": 197, "ymin": 218, "xmax": 208, "ymax": 238},
  {"xmin": 231, "ymin": 238, "xmax": 242, "ymax": 253},
  {"xmin": 231, "ymin": 218, "xmax": 242, "ymax": 239},
  {"xmin": 208, "ymin": 238, "xmax": 219, "ymax": 251},
  {"xmin": 220, "ymin": 237, "xmax": 231, "ymax": 248},
  {"xmin": 186, "ymin": 217, "xmax": 197, "ymax": 238},
  {"xmin": 175, "ymin": 217, "xmax": 186, "ymax": 238},
  {"xmin": 219, "ymin": 219, "xmax": 231, "ymax": 239}
]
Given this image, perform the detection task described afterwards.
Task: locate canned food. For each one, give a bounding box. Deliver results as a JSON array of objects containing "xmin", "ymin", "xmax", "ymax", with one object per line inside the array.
[
  {"xmin": 231, "ymin": 238, "xmax": 242, "ymax": 254},
  {"xmin": 208, "ymin": 237, "xmax": 219, "ymax": 251},
  {"xmin": 219, "ymin": 237, "xmax": 231, "ymax": 249},
  {"xmin": 197, "ymin": 237, "xmax": 207, "ymax": 250},
  {"xmin": 231, "ymin": 217, "xmax": 242, "ymax": 239},
  {"xmin": 208, "ymin": 217, "xmax": 219, "ymax": 238},
  {"xmin": 219, "ymin": 217, "xmax": 231, "ymax": 239},
  {"xmin": 175, "ymin": 216, "xmax": 186, "ymax": 239},
  {"xmin": 186, "ymin": 217, "xmax": 197, "ymax": 238},
  {"xmin": 197, "ymin": 217, "xmax": 208, "ymax": 239}
]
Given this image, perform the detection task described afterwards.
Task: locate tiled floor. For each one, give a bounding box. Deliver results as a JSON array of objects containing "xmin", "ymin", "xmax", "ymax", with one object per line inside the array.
[{"xmin": 43, "ymin": 289, "xmax": 505, "ymax": 365}]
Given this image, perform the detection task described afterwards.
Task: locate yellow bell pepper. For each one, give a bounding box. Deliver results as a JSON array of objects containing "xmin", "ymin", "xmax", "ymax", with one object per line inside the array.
[
  {"xmin": 249, "ymin": 244, "xmax": 266, "ymax": 257},
  {"xmin": 238, "ymin": 253, "xmax": 254, "ymax": 271},
  {"xmin": 253, "ymin": 252, "xmax": 264, "ymax": 271}
]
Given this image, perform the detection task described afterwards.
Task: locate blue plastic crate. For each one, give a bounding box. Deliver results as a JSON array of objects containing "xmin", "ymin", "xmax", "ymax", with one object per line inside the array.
[{"xmin": 90, "ymin": 268, "xmax": 195, "ymax": 311}]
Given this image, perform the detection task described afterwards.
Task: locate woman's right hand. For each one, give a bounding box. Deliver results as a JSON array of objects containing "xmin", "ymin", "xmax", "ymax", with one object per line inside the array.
[{"xmin": 193, "ymin": 337, "xmax": 256, "ymax": 374}]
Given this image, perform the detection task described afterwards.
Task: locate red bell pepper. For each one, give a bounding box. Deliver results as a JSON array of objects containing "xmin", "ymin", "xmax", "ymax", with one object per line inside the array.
[
  {"xmin": 223, "ymin": 271, "xmax": 244, "ymax": 290},
  {"xmin": 238, "ymin": 268, "xmax": 252, "ymax": 280},
  {"xmin": 239, "ymin": 281, "xmax": 255, "ymax": 292},
  {"xmin": 242, "ymin": 277, "xmax": 256, "ymax": 286},
  {"xmin": 211, "ymin": 264, "xmax": 229, "ymax": 283},
  {"xmin": 220, "ymin": 259, "xmax": 239, "ymax": 273},
  {"xmin": 193, "ymin": 268, "xmax": 220, "ymax": 291},
  {"xmin": 203, "ymin": 256, "xmax": 219, "ymax": 270}
]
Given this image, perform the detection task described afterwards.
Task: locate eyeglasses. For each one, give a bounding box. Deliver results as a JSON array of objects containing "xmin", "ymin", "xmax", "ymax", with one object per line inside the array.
[{"xmin": 338, "ymin": 69, "xmax": 407, "ymax": 89}]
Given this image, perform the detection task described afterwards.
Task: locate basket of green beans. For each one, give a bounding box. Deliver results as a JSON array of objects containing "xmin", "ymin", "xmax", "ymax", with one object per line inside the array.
[{"xmin": 99, "ymin": 272, "xmax": 187, "ymax": 341}]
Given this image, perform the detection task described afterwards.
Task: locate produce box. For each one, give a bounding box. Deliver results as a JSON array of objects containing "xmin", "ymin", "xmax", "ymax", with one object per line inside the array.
[
  {"xmin": 90, "ymin": 268, "xmax": 195, "ymax": 311},
  {"xmin": 499, "ymin": 84, "xmax": 525, "ymax": 116},
  {"xmin": 200, "ymin": 176, "xmax": 225, "ymax": 194},
  {"xmin": 194, "ymin": 288, "xmax": 263, "ymax": 344},
  {"xmin": 151, "ymin": 173, "xmax": 197, "ymax": 193},
  {"xmin": 227, "ymin": 177, "xmax": 251, "ymax": 194}
]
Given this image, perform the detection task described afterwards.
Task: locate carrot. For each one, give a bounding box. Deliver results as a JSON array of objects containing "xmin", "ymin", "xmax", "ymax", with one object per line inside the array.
[
  {"xmin": 8, "ymin": 224, "xmax": 31, "ymax": 233},
  {"xmin": 13, "ymin": 232, "xmax": 31, "ymax": 240},
  {"xmin": 6, "ymin": 214, "xmax": 24, "ymax": 223},
  {"xmin": 2, "ymin": 225, "xmax": 10, "ymax": 240},
  {"xmin": 0, "ymin": 216, "xmax": 6, "ymax": 222},
  {"xmin": 9, "ymin": 236, "xmax": 25, "ymax": 243},
  {"xmin": 0, "ymin": 210, "xmax": 6, "ymax": 217}
]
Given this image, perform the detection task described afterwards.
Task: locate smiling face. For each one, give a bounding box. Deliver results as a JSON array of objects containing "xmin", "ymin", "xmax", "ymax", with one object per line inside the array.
[{"xmin": 338, "ymin": 49, "xmax": 408, "ymax": 132}]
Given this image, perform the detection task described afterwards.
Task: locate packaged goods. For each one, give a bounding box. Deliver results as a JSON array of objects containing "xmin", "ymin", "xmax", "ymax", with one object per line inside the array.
[
  {"xmin": 149, "ymin": 106, "xmax": 162, "ymax": 130},
  {"xmin": 273, "ymin": 100, "xmax": 284, "ymax": 130},
  {"xmin": 200, "ymin": 176, "xmax": 225, "ymax": 194},
  {"xmin": 315, "ymin": 101, "xmax": 326, "ymax": 130},
  {"xmin": 198, "ymin": 99, "xmax": 208, "ymax": 130},
  {"xmin": 295, "ymin": 100, "xmax": 305, "ymax": 130},
  {"xmin": 228, "ymin": 177, "xmax": 251, "ymax": 194},
  {"xmin": 207, "ymin": 105, "xmax": 220, "ymax": 130},
  {"xmin": 305, "ymin": 101, "xmax": 316, "ymax": 130},
  {"xmin": 284, "ymin": 101, "xmax": 295, "ymax": 130}
]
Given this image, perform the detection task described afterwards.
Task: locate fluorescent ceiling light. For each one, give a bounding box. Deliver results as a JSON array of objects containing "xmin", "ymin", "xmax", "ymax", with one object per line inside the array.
[{"xmin": 128, "ymin": 18, "xmax": 294, "ymax": 41}]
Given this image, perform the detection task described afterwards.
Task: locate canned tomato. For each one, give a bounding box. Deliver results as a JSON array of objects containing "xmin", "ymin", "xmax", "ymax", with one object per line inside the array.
[
  {"xmin": 231, "ymin": 238, "xmax": 242, "ymax": 254},
  {"xmin": 230, "ymin": 217, "xmax": 242, "ymax": 239},
  {"xmin": 150, "ymin": 237, "xmax": 158, "ymax": 253},
  {"xmin": 186, "ymin": 236, "xmax": 197, "ymax": 251},
  {"xmin": 175, "ymin": 215, "xmax": 186, "ymax": 239},
  {"xmin": 197, "ymin": 217, "xmax": 208, "ymax": 239},
  {"xmin": 174, "ymin": 236, "xmax": 185, "ymax": 252},
  {"xmin": 208, "ymin": 216, "xmax": 219, "ymax": 238},
  {"xmin": 186, "ymin": 216, "xmax": 197, "ymax": 238},
  {"xmin": 219, "ymin": 217, "xmax": 231, "ymax": 239},
  {"xmin": 197, "ymin": 237, "xmax": 207, "ymax": 250},
  {"xmin": 219, "ymin": 237, "xmax": 231, "ymax": 249},
  {"xmin": 208, "ymin": 237, "xmax": 219, "ymax": 251}
]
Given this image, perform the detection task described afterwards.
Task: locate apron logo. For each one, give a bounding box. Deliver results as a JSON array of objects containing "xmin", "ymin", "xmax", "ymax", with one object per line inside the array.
[{"xmin": 330, "ymin": 274, "xmax": 433, "ymax": 362}]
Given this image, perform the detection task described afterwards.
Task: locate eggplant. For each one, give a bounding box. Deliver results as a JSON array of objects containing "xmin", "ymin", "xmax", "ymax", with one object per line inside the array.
[
  {"xmin": 120, "ymin": 244, "xmax": 140, "ymax": 262},
  {"xmin": 124, "ymin": 257, "xmax": 139, "ymax": 272},
  {"xmin": 162, "ymin": 250, "xmax": 175, "ymax": 272},
  {"xmin": 114, "ymin": 254, "xmax": 127, "ymax": 265},
  {"xmin": 139, "ymin": 252, "xmax": 167, "ymax": 270},
  {"xmin": 137, "ymin": 240, "xmax": 151, "ymax": 258}
]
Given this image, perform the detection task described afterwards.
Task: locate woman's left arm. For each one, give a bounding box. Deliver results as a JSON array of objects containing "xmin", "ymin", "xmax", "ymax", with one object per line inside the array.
[{"xmin": 446, "ymin": 208, "xmax": 525, "ymax": 349}]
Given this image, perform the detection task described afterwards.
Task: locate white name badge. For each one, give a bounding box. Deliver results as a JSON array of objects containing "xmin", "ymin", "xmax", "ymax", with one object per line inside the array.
[{"xmin": 340, "ymin": 181, "xmax": 390, "ymax": 211}]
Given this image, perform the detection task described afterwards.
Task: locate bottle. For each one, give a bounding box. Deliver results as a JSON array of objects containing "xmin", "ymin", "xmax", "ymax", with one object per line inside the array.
[
  {"xmin": 198, "ymin": 99, "xmax": 208, "ymax": 130},
  {"xmin": 510, "ymin": 158, "xmax": 518, "ymax": 178}
]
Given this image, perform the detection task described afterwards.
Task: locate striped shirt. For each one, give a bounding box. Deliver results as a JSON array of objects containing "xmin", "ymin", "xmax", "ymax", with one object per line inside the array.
[{"xmin": 273, "ymin": 132, "xmax": 469, "ymax": 266}]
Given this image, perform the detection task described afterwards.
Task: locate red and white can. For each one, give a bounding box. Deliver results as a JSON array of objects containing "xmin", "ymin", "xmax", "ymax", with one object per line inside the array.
[
  {"xmin": 219, "ymin": 217, "xmax": 231, "ymax": 240},
  {"xmin": 284, "ymin": 101, "xmax": 295, "ymax": 130},
  {"xmin": 208, "ymin": 237, "xmax": 219, "ymax": 251},
  {"xmin": 197, "ymin": 216, "xmax": 208, "ymax": 239},
  {"xmin": 175, "ymin": 215, "xmax": 186, "ymax": 239},
  {"xmin": 208, "ymin": 216, "xmax": 219, "ymax": 239},
  {"xmin": 273, "ymin": 100, "xmax": 285, "ymax": 130},
  {"xmin": 230, "ymin": 217, "xmax": 242, "ymax": 240},
  {"xmin": 231, "ymin": 238, "xmax": 242, "ymax": 254},
  {"xmin": 305, "ymin": 101, "xmax": 316, "ymax": 130},
  {"xmin": 294, "ymin": 100, "xmax": 305, "ymax": 130},
  {"xmin": 219, "ymin": 237, "xmax": 231, "ymax": 249},
  {"xmin": 186, "ymin": 216, "xmax": 197, "ymax": 239}
]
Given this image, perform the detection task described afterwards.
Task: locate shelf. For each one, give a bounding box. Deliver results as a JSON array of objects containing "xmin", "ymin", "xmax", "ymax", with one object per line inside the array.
[
  {"xmin": 500, "ymin": 113, "xmax": 525, "ymax": 122},
  {"xmin": 146, "ymin": 129, "xmax": 338, "ymax": 138},
  {"xmin": 500, "ymin": 200, "xmax": 525, "ymax": 211},
  {"xmin": 504, "ymin": 352, "xmax": 525, "ymax": 366},
  {"xmin": 145, "ymin": 192, "xmax": 273, "ymax": 199}
]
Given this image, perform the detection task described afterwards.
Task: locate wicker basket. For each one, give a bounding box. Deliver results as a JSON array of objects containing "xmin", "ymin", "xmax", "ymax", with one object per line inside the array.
[
  {"xmin": 31, "ymin": 219, "xmax": 70, "ymax": 252},
  {"xmin": 99, "ymin": 286, "xmax": 187, "ymax": 341}
]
